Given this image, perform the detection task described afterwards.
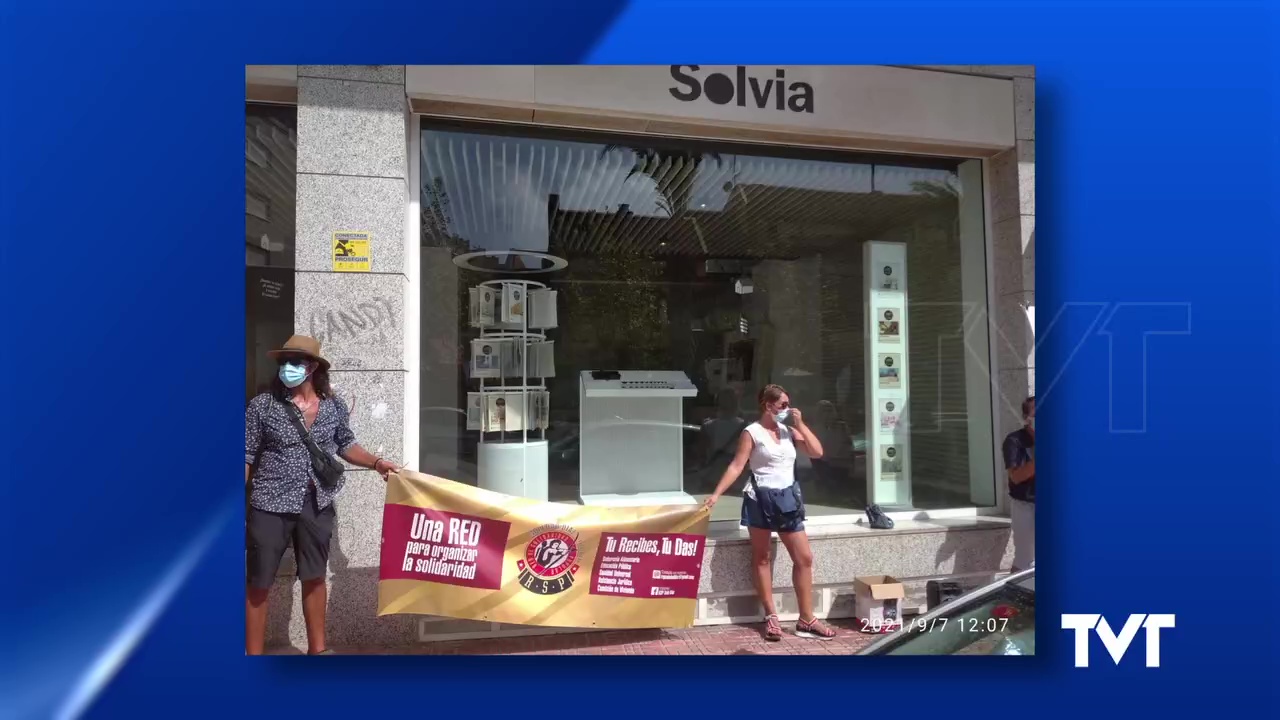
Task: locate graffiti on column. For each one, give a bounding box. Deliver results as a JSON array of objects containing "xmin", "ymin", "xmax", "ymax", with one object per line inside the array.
[{"xmin": 309, "ymin": 296, "xmax": 397, "ymax": 346}]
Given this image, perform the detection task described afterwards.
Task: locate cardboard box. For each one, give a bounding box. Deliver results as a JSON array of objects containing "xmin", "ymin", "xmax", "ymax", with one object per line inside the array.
[{"xmin": 854, "ymin": 575, "xmax": 905, "ymax": 633}]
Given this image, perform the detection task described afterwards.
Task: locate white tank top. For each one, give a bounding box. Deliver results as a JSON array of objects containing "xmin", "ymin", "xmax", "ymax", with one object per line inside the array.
[{"xmin": 743, "ymin": 422, "xmax": 797, "ymax": 498}]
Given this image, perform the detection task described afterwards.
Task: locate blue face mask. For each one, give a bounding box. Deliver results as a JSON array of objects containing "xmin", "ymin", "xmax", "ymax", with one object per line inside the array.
[
  {"xmin": 774, "ymin": 408, "xmax": 791, "ymax": 424},
  {"xmin": 279, "ymin": 362, "xmax": 309, "ymax": 389}
]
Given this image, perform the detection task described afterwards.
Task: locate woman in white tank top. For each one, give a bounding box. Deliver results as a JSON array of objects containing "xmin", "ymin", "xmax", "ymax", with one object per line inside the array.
[{"xmin": 704, "ymin": 384, "xmax": 833, "ymax": 641}]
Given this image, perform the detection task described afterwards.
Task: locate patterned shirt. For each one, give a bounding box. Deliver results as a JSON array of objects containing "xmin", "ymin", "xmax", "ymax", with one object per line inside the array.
[{"xmin": 245, "ymin": 393, "xmax": 357, "ymax": 513}]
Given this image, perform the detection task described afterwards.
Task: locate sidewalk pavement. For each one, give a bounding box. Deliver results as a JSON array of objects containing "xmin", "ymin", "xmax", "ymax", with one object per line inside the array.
[{"xmin": 278, "ymin": 618, "xmax": 881, "ymax": 655}]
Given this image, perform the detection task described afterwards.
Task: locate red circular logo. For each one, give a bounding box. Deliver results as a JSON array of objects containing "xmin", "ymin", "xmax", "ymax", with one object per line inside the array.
[
  {"xmin": 524, "ymin": 531, "xmax": 578, "ymax": 579},
  {"xmin": 993, "ymin": 605, "xmax": 1019, "ymax": 619}
]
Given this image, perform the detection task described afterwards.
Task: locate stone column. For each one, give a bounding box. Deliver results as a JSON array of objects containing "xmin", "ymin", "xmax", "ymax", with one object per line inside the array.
[
  {"xmin": 267, "ymin": 65, "xmax": 419, "ymax": 650},
  {"xmin": 988, "ymin": 69, "xmax": 1036, "ymax": 455}
]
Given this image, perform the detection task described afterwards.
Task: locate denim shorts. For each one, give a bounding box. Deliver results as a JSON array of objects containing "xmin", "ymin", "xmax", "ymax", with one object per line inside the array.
[{"xmin": 741, "ymin": 483, "xmax": 806, "ymax": 533}]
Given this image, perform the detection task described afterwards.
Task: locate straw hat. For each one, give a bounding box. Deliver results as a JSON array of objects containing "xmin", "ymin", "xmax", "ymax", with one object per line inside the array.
[{"xmin": 266, "ymin": 334, "xmax": 330, "ymax": 371}]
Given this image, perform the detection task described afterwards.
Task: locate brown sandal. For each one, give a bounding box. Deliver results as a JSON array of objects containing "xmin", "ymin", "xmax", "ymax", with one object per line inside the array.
[
  {"xmin": 762, "ymin": 614, "xmax": 783, "ymax": 642},
  {"xmin": 796, "ymin": 617, "xmax": 836, "ymax": 640}
]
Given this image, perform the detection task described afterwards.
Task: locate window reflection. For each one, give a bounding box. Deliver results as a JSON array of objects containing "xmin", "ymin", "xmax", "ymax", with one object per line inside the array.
[
  {"xmin": 419, "ymin": 122, "xmax": 989, "ymax": 516},
  {"xmin": 245, "ymin": 103, "xmax": 297, "ymax": 401}
]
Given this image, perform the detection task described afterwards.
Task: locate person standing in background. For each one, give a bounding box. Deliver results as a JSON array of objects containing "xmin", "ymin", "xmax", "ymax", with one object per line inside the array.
[{"xmin": 1003, "ymin": 396, "xmax": 1035, "ymax": 572}]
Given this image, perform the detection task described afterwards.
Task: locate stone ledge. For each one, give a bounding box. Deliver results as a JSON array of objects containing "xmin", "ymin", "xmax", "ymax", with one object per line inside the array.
[{"xmin": 707, "ymin": 514, "xmax": 1010, "ymax": 544}]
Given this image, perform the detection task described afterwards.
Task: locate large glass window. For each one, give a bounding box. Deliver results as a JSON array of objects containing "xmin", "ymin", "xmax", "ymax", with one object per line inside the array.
[
  {"xmin": 245, "ymin": 103, "xmax": 297, "ymax": 402},
  {"xmin": 418, "ymin": 120, "xmax": 993, "ymax": 520}
]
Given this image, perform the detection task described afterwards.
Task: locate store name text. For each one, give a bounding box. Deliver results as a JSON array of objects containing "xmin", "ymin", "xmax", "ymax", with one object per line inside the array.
[{"xmin": 669, "ymin": 66, "xmax": 814, "ymax": 114}]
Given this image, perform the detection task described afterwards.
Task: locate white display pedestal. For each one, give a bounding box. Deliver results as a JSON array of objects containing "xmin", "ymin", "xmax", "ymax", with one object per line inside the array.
[
  {"xmin": 579, "ymin": 490, "xmax": 698, "ymax": 507},
  {"xmin": 578, "ymin": 370, "xmax": 699, "ymax": 508},
  {"xmin": 478, "ymin": 440, "xmax": 549, "ymax": 502}
]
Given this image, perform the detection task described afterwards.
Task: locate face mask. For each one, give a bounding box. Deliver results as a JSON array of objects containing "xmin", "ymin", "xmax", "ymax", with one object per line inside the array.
[
  {"xmin": 279, "ymin": 362, "xmax": 309, "ymax": 389},
  {"xmin": 774, "ymin": 408, "xmax": 791, "ymax": 424}
]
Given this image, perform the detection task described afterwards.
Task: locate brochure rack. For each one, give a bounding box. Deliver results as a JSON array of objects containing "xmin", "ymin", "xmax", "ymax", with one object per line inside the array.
[{"xmin": 468, "ymin": 279, "xmax": 558, "ymax": 501}]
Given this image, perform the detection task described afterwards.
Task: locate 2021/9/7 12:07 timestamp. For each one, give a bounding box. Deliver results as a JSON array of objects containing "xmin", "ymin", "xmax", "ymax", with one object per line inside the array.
[{"xmin": 900, "ymin": 617, "xmax": 1010, "ymax": 633}]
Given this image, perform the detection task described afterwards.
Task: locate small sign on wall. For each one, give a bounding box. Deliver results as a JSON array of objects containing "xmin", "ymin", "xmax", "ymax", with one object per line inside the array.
[{"xmin": 332, "ymin": 231, "xmax": 371, "ymax": 272}]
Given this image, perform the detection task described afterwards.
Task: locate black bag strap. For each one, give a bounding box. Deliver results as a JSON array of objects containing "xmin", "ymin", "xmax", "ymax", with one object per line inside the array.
[{"xmin": 280, "ymin": 398, "xmax": 329, "ymax": 464}]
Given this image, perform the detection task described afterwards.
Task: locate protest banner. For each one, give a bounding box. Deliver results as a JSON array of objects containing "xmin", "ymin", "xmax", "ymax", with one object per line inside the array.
[{"xmin": 377, "ymin": 471, "xmax": 710, "ymax": 629}]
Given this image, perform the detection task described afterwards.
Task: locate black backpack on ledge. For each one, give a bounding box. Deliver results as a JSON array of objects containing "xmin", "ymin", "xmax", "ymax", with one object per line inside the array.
[{"xmin": 865, "ymin": 504, "xmax": 895, "ymax": 530}]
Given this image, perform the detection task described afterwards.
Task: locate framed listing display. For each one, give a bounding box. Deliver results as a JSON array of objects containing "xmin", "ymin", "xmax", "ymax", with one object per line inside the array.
[
  {"xmin": 877, "ymin": 353, "xmax": 902, "ymax": 389},
  {"xmin": 864, "ymin": 242, "xmax": 912, "ymax": 509},
  {"xmin": 877, "ymin": 308, "xmax": 901, "ymax": 343},
  {"xmin": 879, "ymin": 398, "xmax": 902, "ymax": 431}
]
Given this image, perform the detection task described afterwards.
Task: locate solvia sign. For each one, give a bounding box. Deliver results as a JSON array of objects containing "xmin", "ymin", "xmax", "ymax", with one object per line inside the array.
[{"xmin": 668, "ymin": 65, "xmax": 814, "ymax": 114}]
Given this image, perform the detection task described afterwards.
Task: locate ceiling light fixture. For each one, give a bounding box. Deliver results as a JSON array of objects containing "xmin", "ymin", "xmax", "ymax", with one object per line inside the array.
[{"xmin": 452, "ymin": 250, "xmax": 569, "ymax": 274}]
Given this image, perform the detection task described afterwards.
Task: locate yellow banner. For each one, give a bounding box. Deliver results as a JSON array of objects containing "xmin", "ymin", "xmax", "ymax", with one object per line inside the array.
[{"xmin": 377, "ymin": 471, "xmax": 710, "ymax": 629}]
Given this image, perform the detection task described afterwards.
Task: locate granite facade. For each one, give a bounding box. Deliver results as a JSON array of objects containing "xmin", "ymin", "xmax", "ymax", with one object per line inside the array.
[
  {"xmin": 1013, "ymin": 78, "xmax": 1035, "ymax": 141},
  {"xmin": 997, "ymin": 368, "xmax": 1036, "ymax": 439},
  {"xmin": 296, "ymin": 173, "xmax": 406, "ymax": 273},
  {"xmin": 331, "ymin": 469, "xmax": 392, "ymax": 569},
  {"xmin": 329, "ymin": 370, "xmax": 405, "ymax": 465},
  {"xmin": 297, "ymin": 77, "xmax": 407, "ymax": 179},
  {"xmin": 268, "ymin": 567, "xmax": 420, "ymax": 650},
  {"xmin": 295, "ymin": 272, "xmax": 407, "ymax": 372},
  {"xmin": 299, "ymin": 65, "xmax": 406, "ymax": 85},
  {"xmin": 993, "ymin": 214, "xmax": 1035, "ymax": 294},
  {"xmin": 270, "ymin": 66, "xmax": 410, "ymax": 652},
  {"xmin": 983, "ymin": 66, "xmax": 1036, "ymax": 448},
  {"xmin": 700, "ymin": 523, "xmax": 1013, "ymax": 595},
  {"xmin": 994, "ymin": 290, "xmax": 1036, "ymax": 373},
  {"xmin": 989, "ymin": 144, "xmax": 1035, "ymax": 224}
]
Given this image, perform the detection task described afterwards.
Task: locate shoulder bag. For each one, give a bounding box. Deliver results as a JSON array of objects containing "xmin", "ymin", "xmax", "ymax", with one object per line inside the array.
[
  {"xmin": 281, "ymin": 399, "xmax": 345, "ymax": 491},
  {"xmin": 748, "ymin": 472, "xmax": 804, "ymax": 531}
]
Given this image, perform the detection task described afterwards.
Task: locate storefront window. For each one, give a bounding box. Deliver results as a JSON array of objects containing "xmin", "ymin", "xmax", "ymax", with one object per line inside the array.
[
  {"xmin": 245, "ymin": 103, "xmax": 297, "ymax": 402},
  {"xmin": 418, "ymin": 121, "xmax": 993, "ymax": 519}
]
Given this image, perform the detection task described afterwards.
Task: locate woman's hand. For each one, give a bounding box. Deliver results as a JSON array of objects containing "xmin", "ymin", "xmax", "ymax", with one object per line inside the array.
[
  {"xmin": 789, "ymin": 408, "xmax": 824, "ymax": 459},
  {"xmin": 703, "ymin": 494, "xmax": 720, "ymax": 510}
]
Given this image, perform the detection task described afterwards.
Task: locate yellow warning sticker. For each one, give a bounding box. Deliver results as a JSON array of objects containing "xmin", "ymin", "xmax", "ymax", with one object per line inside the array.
[{"xmin": 332, "ymin": 231, "xmax": 371, "ymax": 272}]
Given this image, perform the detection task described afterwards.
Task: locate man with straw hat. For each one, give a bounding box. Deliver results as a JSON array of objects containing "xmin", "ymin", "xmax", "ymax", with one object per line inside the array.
[{"xmin": 244, "ymin": 334, "xmax": 400, "ymax": 655}]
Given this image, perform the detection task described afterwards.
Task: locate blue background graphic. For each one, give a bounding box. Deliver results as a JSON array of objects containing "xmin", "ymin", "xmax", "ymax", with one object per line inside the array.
[{"xmin": 0, "ymin": 0, "xmax": 1277, "ymax": 718}]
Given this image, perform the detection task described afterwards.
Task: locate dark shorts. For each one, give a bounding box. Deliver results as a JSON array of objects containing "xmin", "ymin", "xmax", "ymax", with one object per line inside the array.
[
  {"xmin": 246, "ymin": 491, "xmax": 335, "ymax": 589},
  {"xmin": 741, "ymin": 483, "xmax": 806, "ymax": 533}
]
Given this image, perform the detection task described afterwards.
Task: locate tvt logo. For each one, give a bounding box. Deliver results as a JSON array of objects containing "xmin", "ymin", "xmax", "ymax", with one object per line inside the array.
[{"xmin": 1061, "ymin": 614, "xmax": 1175, "ymax": 667}]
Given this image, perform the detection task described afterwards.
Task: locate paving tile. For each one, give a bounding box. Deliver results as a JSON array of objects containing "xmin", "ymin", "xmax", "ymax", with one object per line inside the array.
[{"xmin": 278, "ymin": 618, "xmax": 881, "ymax": 656}]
